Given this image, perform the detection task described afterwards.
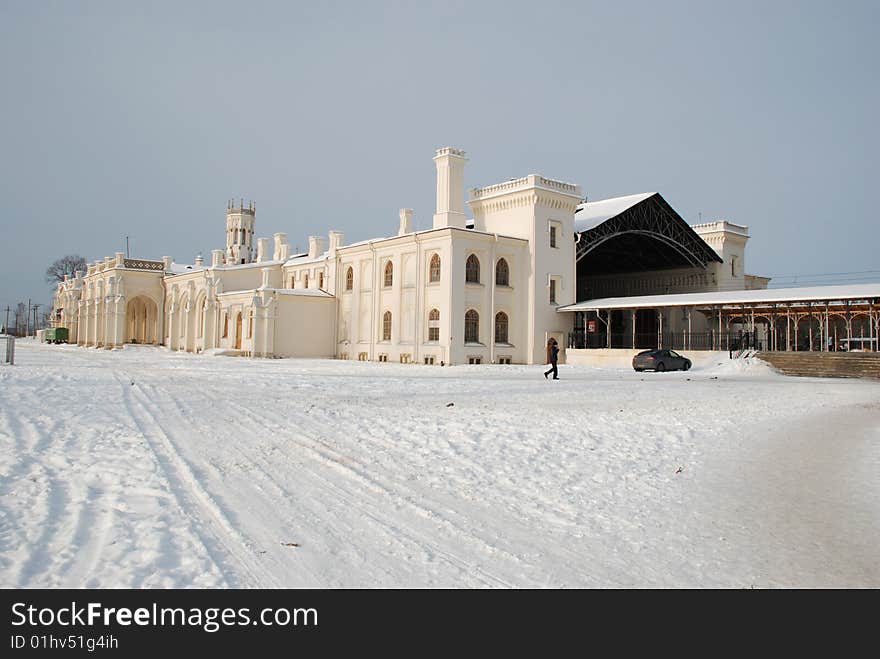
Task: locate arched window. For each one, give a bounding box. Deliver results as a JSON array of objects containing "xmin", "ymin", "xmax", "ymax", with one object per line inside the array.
[
  {"xmin": 345, "ymin": 267, "xmax": 353, "ymax": 291},
  {"xmin": 466, "ymin": 254, "xmax": 480, "ymax": 284},
  {"xmin": 465, "ymin": 309, "xmax": 479, "ymax": 343},
  {"xmin": 382, "ymin": 311, "xmax": 392, "ymax": 341},
  {"xmin": 384, "ymin": 261, "xmax": 393, "ymax": 287},
  {"xmin": 428, "ymin": 308, "xmax": 440, "ymax": 341},
  {"xmin": 319, "ymin": 272, "xmax": 324, "ymax": 290},
  {"xmin": 429, "ymin": 254, "xmax": 441, "ymax": 283},
  {"xmin": 495, "ymin": 312, "xmax": 509, "ymax": 344},
  {"xmin": 495, "ymin": 258, "xmax": 509, "ymax": 287}
]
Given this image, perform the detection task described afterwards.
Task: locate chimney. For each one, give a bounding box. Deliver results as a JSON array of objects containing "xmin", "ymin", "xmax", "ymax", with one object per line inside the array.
[
  {"xmin": 162, "ymin": 256, "xmax": 173, "ymax": 272},
  {"xmin": 273, "ymin": 233, "xmax": 287, "ymax": 261},
  {"xmin": 256, "ymin": 238, "xmax": 269, "ymax": 262},
  {"xmin": 309, "ymin": 236, "xmax": 324, "ymax": 259},
  {"xmin": 432, "ymin": 147, "xmax": 468, "ymax": 230},
  {"xmin": 398, "ymin": 208, "xmax": 413, "ymax": 236},
  {"xmin": 328, "ymin": 230, "xmax": 344, "ymax": 256},
  {"xmin": 194, "ymin": 254, "xmax": 204, "ymax": 267},
  {"xmin": 260, "ymin": 267, "xmax": 272, "ymax": 289},
  {"xmin": 211, "ymin": 249, "xmax": 224, "ymax": 267}
]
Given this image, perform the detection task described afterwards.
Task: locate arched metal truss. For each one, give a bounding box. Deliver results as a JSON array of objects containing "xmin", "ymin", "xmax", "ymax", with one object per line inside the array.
[{"xmin": 575, "ymin": 193, "xmax": 721, "ymax": 269}]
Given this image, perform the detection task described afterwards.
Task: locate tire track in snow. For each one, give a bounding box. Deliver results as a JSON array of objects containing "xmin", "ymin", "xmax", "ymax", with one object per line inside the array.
[
  {"xmin": 223, "ymin": 395, "xmax": 521, "ymax": 587},
  {"xmin": 118, "ymin": 374, "xmax": 278, "ymax": 588}
]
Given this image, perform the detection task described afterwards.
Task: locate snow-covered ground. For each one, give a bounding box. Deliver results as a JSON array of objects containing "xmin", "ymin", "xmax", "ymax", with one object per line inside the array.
[{"xmin": 1, "ymin": 340, "xmax": 878, "ymax": 588}]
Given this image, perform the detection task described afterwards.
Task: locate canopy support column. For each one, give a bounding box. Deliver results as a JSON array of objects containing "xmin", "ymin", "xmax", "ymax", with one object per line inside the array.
[{"xmin": 631, "ymin": 309, "xmax": 637, "ymax": 350}]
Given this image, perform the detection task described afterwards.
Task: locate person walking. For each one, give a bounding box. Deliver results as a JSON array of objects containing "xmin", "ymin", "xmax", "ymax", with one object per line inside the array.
[{"xmin": 544, "ymin": 339, "xmax": 559, "ymax": 380}]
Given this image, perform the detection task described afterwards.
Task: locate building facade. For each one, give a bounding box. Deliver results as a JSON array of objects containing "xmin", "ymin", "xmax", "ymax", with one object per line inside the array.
[{"xmin": 52, "ymin": 147, "xmax": 770, "ymax": 363}]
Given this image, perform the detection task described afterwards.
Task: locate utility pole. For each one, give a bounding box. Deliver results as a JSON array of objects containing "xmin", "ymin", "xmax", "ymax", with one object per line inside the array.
[
  {"xmin": 26, "ymin": 299, "xmax": 31, "ymax": 338},
  {"xmin": 32, "ymin": 304, "xmax": 41, "ymax": 336},
  {"xmin": 4, "ymin": 305, "xmax": 9, "ymax": 334},
  {"xmin": 126, "ymin": 236, "xmax": 130, "ymax": 258}
]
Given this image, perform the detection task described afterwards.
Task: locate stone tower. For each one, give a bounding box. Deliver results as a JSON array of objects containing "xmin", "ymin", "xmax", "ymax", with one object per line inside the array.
[{"xmin": 226, "ymin": 199, "xmax": 255, "ymax": 265}]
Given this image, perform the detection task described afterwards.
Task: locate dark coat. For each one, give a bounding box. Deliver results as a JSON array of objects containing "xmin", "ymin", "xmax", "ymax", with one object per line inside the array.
[{"xmin": 549, "ymin": 345, "xmax": 559, "ymax": 364}]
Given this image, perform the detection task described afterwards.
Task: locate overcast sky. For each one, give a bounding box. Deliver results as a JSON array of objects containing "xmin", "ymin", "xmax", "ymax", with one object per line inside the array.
[{"xmin": 2, "ymin": 0, "xmax": 878, "ymax": 316}]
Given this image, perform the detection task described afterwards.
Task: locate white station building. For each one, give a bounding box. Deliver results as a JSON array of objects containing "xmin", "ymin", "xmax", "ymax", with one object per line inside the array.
[{"xmin": 51, "ymin": 147, "xmax": 879, "ymax": 363}]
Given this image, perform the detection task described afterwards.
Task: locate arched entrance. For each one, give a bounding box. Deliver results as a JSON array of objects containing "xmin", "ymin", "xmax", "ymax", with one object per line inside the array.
[{"xmin": 125, "ymin": 296, "xmax": 159, "ymax": 344}]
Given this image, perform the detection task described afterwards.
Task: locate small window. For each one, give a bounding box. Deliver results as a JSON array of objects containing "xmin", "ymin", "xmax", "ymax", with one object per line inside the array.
[
  {"xmin": 339, "ymin": 352, "xmax": 348, "ymax": 360},
  {"xmin": 468, "ymin": 357, "xmax": 482, "ymax": 365},
  {"xmin": 429, "ymin": 254, "xmax": 441, "ymax": 283},
  {"xmin": 550, "ymin": 225, "xmax": 557, "ymax": 248},
  {"xmin": 358, "ymin": 352, "xmax": 368, "ymax": 361},
  {"xmin": 400, "ymin": 354, "xmax": 411, "ymax": 364},
  {"xmin": 495, "ymin": 258, "xmax": 509, "ymax": 287},
  {"xmin": 465, "ymin": 254, "xmax": 480, "ymax": 284},
  {"xmin": 345, "ymin": 267, "xmax": 353, "ymax": 291},
  {"xmin": 495, "ymin": 312, "xmax": 509, "ymax": 344},
  {"xmin": 465, "ymin": 309, "xmax": 479, "ymax": 343},
  {"xmin": 382, "ymin": 310, "xmax": 392, "ymax": 341},
  {"xmin": 424, "ymin": 356, "xmax": 435, "ymax": 365},
  {"xmin": 384, "ymin": 261, "xmax": 393, "ymax": 287},
  {"xmin": 550, "ymin": 279, "xmax": 557, "ymax": 304},
  {"xmin": 498, "ymin": 356, "xmax": 511, "ymax": 365},
  {"xmin": 428, "ymin": 308, "xmax": 440, "ymax": 341},
  {"xmin": 378, "ymin": 354, "xmax": 388, "ymax": 362}
]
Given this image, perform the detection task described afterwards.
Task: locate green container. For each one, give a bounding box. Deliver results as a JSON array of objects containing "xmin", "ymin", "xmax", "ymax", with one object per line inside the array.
[{"xmin": 45, "ymin": 327, "xmax": 69, "ymax": 344}]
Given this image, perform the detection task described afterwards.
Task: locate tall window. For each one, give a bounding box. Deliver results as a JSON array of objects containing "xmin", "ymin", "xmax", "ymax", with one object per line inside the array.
[
  {"xmin": 429, "ymin": 254, "xmax": 441, "ymax": 283},
  {"xmin": 465, "ymin": 254, "xmax": 480, "ymax": 284},
  {"xmin": 197, "ymin": 298, "xmax": 206, "ymax": 338},
  {"xmin": 465, "ymin": 309, "xmax": 479, "ymax": 343},
  {"xmin": 550, "ymin": 225, "xmax": 557, "ymax": 248},
  {"xmin": 345, "ymin": 267, "xmax": 353, "ymax": 291},
  {"xmin": 382, "ymin": 311, "xmax": 392, "ymax": 341},
  {"xmin": 550, "ymin": 279, "xmax": 557, "ymax": 304},
  {"xmin": 319, "ymin": 272, "xmax": 324, "ymax": 290},
  {"xmin": 495, "ymin": 258, "xmax": 509, "ymax": 286},
  {"xmin": 304, "ymin": 274, "xmax": 309, "ymax": 289},
  {"xmin": 290, "ymin": 276, "xmax": 295, "ymax": 288},
  {"xmin": 495, "ymin": 312, "xmax": 509, "ymax": 343},
  {"xmin": 248, "ymin": 313, "xmax": 254, "ymax": 338},
  {"xmin": 428, "ymin": 308, "xmax": 440, "ymax": 341},
  {"xmin": 222, "ymin": 314, "xmax": 228, "ymax": 338},
  {"xmin": 384, "ymin": 261, "xmax": 393, "ymax": 287}
]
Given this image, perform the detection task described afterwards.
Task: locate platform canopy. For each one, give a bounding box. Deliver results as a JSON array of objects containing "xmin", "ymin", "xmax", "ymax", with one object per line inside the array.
[
  {"xmin": 558, "ymin": 283, "xmax": 880, "ymax": 313},
  {"xmin": 574, "ymin": 192, "xmax": 722, "ymax": 274}
]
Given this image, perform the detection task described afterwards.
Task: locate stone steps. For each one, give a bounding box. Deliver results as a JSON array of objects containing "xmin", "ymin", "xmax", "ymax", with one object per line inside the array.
[{"xmin": 756, "ymin": 351, "xmax": 880, "ymax": 379}]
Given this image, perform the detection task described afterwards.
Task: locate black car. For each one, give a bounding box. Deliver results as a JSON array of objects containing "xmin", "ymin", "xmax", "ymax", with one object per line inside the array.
[{"xmin": 632, "ymin": 349, "xmax": 691, "ymax": 372}]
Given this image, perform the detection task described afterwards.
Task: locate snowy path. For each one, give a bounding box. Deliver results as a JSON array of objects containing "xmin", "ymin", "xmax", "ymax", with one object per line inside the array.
[{"xmin": 1, "ymin": 341, "xmax": 878, "ymax": 587}]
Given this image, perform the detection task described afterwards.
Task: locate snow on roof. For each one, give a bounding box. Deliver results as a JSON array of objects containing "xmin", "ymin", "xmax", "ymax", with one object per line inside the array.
[
  {"xmin": 274, "ymin": 288, "xmax": 334, "ymax": 298},
  {"xmin": 558, "ymin": 283, "xmax": 880, "ymax": 312},
  {"xmin": 169, "ymin": 263, "xmax": 204, "ymax": 274},
  {"xmin": 213, "ymin": 259, "xmax": 282, "ymax": 271},
  {"xmin": 216, "ymin": 287, "xmax": 333, "ymax": 298},
  {"xmin": 574, "ymin": 192, "xmax": 656, "ymax": 233}
]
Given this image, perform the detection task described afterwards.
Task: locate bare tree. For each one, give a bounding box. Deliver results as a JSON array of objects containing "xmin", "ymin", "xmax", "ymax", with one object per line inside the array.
[
  {"xmin": 45, "ymin": 255, "xmax": 87, "ymax": 285},
  {"xmin": 14, "ymin": 302, "xmax": 27, "ymax": 336}
]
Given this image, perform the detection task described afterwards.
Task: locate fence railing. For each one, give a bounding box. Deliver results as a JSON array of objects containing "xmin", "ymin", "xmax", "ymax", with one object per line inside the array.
[{"xmin": 568, "ymin": 329, "xmax": 764, "ymax": 352}]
